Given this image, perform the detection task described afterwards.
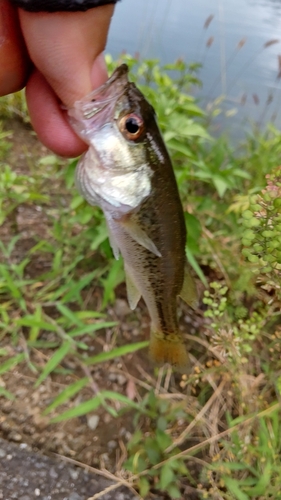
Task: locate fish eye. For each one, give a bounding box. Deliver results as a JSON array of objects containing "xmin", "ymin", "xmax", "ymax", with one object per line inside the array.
[{"xmin": 119, "ymin": 113, "xmax": 144, "ymax": 140}]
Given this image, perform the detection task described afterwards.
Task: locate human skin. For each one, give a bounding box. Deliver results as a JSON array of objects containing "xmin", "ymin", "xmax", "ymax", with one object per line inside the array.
[
  {"xmin": 0, "ymin": 2, "xmax": 114, "ymax": 156},
  {"xmin": 0, "ymin": 0, "xmax": 30, "ymax": 95}
]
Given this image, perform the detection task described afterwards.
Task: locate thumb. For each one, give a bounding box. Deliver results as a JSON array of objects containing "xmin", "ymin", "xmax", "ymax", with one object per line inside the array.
[{"xmin": 18, "ymin": 4, "xmax": 114, "ymax": 106}]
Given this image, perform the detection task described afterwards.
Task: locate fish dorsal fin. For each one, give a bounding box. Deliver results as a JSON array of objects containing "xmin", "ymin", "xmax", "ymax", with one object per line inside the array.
[
  {"xmin": 119, "ymin": 215, "xmax": 161, "ymax": 257},
  {"xmin": 179, "ymin": 263, "xmax": 198, "ymax": 309},
  {"xmin": 125, "ymin": 264, "xmax": 141, "ymax": 310}
]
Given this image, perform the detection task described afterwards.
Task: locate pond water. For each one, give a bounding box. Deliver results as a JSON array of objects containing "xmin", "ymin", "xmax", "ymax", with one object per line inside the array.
[{"xmin": 107, "ymin": 0, "xmax": 281, "ymax": 140}]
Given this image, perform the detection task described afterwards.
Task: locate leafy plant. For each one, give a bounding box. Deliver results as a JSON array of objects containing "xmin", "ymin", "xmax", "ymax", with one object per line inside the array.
[
  {"xmin": 208, "ymin": 409, "xmax": 281, "ymax": 499},
  {"xmin": 241, "ymin": 165, "xmax": 281, "ymax": 301},
  {"xmin": 124, "ymin": 391, "xmax": 194, "ymax": 499}
]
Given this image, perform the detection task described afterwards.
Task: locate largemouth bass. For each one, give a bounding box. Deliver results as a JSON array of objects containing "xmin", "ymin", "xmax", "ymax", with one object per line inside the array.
[{"xmin": 68, "ymin": 64, "xmax": 197, "ymax": 369}]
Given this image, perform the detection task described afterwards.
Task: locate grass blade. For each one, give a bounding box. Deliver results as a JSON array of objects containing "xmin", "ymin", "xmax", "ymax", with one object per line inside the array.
[
  {"xmin": 35, "ymin": 341, "xmax": 72, "ymax": 387},
  {"xmin": 50, "ymin": 388, "xmax": 151, "ymax": 423},
  {"xmin": 102, "ymin": 390, "xmax": 150, "ymax": 414},
  {"xmin": 17, "ymin": 317, "xmax": 57, "ymax": 332},
  {"xmin": 84, "ymin": 341, "xmax": 149, "ymax": 365},
  {"xmin": 0, "ymin": 353, "xmax": 24, "ymax": 375},
  {"xmin": 186, "ymin": 246, "xmax": 207, "ymax": 286},
  {"xmin": 61, "ymin": 271, "xmax": 97, "ymax": 303},
  {"xmin": 50, "ymin": 393, "xmax": 103, "ymax": 423},
  {"xmin": 223, "ymin": 478, "xmax": 249, "ymax": 500},
  {"xmin": 44, "ymin": 377, "xmax": 89, "ymax": 414},
  {"xmin": 56, "ymin": 303, "xmax": 84, "ymax": 326},
  {"xmin": 0, "ymin": 387, "xmax": 15, "ymax": 400},
  {"xmin": 68, "ymin": 321, "xmax": 117, "ymax": 338}
]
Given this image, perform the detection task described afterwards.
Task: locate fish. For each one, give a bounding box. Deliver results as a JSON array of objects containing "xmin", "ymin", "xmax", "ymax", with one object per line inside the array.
[{"xmin": 68, "ymin": 64, "xmax": 198, "ymax": 369}]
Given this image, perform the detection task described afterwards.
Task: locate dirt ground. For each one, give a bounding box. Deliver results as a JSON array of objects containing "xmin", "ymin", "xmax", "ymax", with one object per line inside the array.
[{"xmin": 0, "ymin": 117, "xmax": 204, "ymax": 499}]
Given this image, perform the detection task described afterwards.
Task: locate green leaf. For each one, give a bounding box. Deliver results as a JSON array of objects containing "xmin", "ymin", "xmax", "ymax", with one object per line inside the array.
[
  {"xmin": 246, "ymin": 462, "xmax": 272, "ymax": 497},
  {"xmin": 52, "ymin": 248, "xmax": 63, "ymax": 272},
  {"xmin": 166, "ymin": 484, "xmax": 182, "ymax": 499},
  {"xmin": 28, "ymin": 341, "xmax": 60, "ymax": 349},
  {"xmin": 50, "ymin": 394, "xmax": 104, "ymax": 423},
  {"xmin": 100, "ymin": 258, "xmax": 124, "ymax": 308},
  {"xmin": 156, "ymin": 429, "xmax": 173, "ymax": 451},
  {"xmin": 145, "ymin": 438, "xmax": 161, "ymax": 464},
  {"xmin": 89, "ymin": 222, "xmax": 109, "ymax": 251},
  {"xmin": 84, "ymin": 341, "xmax": 149, "ymax": 365},
  {"xmin": 185, "ymin": 212, "xmax": 201, "ymax": 254},
  {"xmin": 44, "ymin": 377, "xmax": 89, "ymax": 414},
  {"xmin": 17, "ymin": 317, "xmax": 57, "ymax": 332},
  {"xmin": 28, "ymin": 305, "xmax": 42, "ymax": 342},
  {"xmin": 39, "ymin": 154, "xmax": 59, "ymax": 166},
  {"xmin": 68, "ymin": 321, "xmax": 117, "ymax": 338},
  {"xmin": 70, "ymin": 194, "xmax": 85, "ymax": 210},
  {"xmin": 213, "ymin": 176, "xmax": 229, "ymax": 197},
  {"xmin": 223, "ymin": 477, "xmax": 249, "ymax": 500},
  {"xmin": 186, "ymin": 246, "xmax": 207, "ymax": 286},
  {"xmin": 181, "ymin": 102, "xmax": 206, "ymax": 116},
  {"xmin": 0, "ymin": 353, "xmax": 24, "ymax": 375},
  {"xmin": 64, "ymin": 158, "xmax": 78, "ymax": 188},
  {"xmin": 0, "ymin": 265, "xmax": 22, "ymax": 300},
  {"xmin": 167, "ymin": 139, "xmax": 192, "ymax": 157},
  {"xmin": 102, "ymin": 390, "xmax": 148, "ymax": 413},
  {"xmin": 75, "ymin": 310, "xmax": 105, "ymax": 320},
  {"xmin": 159, "ymin": 464, "xmax": 175, "ymax": 490},
  {"xmin": 232, "ymin": 168, "xmax": 251, "ymax": 180},
  {"xmin": 213, "ymin": 461, "xmax": 250, "ymax": 471},
  {"xmin": 62, "ymin": 271, "xmax": 97, "ymax": 303},
  {"xmin": 35, "ymin": 341, "xmax": 72, "ymax": 387},
  {"xmin": 139, "ymin": 477, "xmax": 150, "ymax": 498},
  {"xmin": 157, "ymin": 416, "xmax": 167, "ymax": 431},
  {"xmin": 0, "ymin": 386, "xmax": 15, "ymax": 400},
  {"xmin": 56, "ymin": 303, "xmax": 84, "ymax": 327}
]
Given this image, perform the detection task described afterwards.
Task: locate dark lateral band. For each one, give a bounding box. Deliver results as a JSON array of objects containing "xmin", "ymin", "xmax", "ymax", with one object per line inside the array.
[{"xmin": 9, "ymin": 0, "xmax": 119, "ymax": 12}]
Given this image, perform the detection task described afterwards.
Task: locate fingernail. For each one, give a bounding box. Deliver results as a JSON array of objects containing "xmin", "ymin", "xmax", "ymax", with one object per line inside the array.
[{"xmin": 90, "ymin": 52, "xmax": 108, "ymax": 90}]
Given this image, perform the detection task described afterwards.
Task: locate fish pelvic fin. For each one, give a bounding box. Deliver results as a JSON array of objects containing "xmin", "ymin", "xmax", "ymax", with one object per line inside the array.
[
  {"xmin": 118, "ymin": 214, "xmax": 161, "ymax": 257},
  {"xmin": 149, "ymin": 330, "xmax": 188, "ymax": 370},
  {"xmin": 124, "ymin": 264, "xmax": 141, "ymax": 310}
]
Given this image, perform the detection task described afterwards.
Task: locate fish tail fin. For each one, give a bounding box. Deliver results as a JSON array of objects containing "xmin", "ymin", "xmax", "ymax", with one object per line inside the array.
[{"xmin": 149, "ymin": 330, "xmax": 188, "ymax": 370}]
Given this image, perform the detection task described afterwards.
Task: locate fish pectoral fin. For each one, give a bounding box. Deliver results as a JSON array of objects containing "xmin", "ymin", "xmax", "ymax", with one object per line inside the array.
[
  {"xmin": 179, "ymin": 263, "xmax": 198, "ymax": 309},
  {"xmin": 119, "ymin": 216, "xmax": 161, "ymax": 257},
  {"xmin": 125, "ymin": 265, "xmax": 141, "ymax": 310}
]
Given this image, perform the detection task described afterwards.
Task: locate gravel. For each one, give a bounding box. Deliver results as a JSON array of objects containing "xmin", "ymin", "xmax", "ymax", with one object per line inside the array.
[
  {"xmin": 0, "ymin": 438, "xmax": 139, "ymax": 500},
  {"xmin": 86, "ymin": 415, "xmax": 100, "ymax": 431}
]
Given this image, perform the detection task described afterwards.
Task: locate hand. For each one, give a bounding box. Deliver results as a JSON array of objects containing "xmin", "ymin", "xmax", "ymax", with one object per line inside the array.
[{"xmin": 0, "ymin": 2, "xmax": 114, "ymax": 156}]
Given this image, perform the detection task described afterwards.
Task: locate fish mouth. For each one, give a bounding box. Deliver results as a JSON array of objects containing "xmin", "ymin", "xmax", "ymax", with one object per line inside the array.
[
  {"xmin": 68, "ymin": 64, "xmax": 129, "ymax": 128},
  {"xmin": 88, "ymin": 64, "xmax": 129, "ymax": 104}
]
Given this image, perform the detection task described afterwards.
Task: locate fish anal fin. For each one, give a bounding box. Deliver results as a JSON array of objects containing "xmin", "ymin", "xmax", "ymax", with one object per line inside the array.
[
  {"xmin": 125, "ymin": 265, "xmax": 141, "ymax": 310},
  {"xmin": 149, "ymin": 331, "xmax": 188, "ymax": 371},
  {"xmin": 118, "ymin": 214, "xmax": 161, "ymax": 258},
  {"xmin": 179, "ymin": 264, "xmax": 198, "ymax": 309}
]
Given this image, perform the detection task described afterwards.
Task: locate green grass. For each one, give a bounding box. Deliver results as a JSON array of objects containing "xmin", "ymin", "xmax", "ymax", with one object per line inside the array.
[{"xmin": 1, "ymin": 55, "xmax": 281, "ymax": 499}]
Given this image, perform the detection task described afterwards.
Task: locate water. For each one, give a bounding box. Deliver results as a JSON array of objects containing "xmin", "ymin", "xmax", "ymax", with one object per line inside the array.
[{"xmin": 107, "ymin": 0, "xmax": 281, "ymax": 139}]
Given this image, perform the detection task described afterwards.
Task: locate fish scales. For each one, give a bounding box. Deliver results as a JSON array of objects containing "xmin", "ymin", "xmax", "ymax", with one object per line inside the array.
[{"xmin": 68, "ymin": 64, "xmax": 197, "ymax": 369}]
